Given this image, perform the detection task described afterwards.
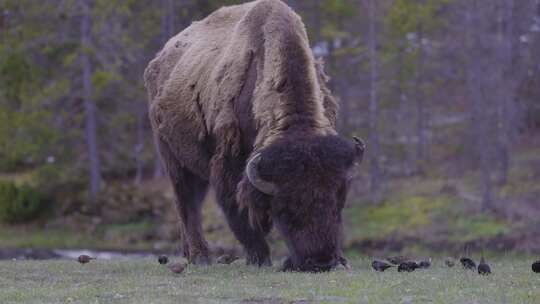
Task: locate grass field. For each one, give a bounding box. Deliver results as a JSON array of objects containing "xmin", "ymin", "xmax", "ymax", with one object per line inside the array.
[{"xmin": 1, "ymin": 258, "xmax": 539, "ymax": 304}]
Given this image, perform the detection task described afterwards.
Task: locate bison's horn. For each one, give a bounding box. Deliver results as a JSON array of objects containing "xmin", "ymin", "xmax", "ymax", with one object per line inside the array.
[
  {"xmin": 353, "ymin": 136, "xmax": 366, "ymax": 162},
  {"xmin": 246, "ymin": 153, "xmax": 278, "ymax": 195}
]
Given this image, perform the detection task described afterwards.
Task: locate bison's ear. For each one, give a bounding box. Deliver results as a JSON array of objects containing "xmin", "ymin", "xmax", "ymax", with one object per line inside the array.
[{"xmin": 236, "ymin": 176, "xmax": 272, "ymax": 230}]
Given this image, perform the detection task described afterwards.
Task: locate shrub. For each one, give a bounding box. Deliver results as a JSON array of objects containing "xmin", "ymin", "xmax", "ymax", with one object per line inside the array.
[{"xmin": 0, "ymin": 181, "xmax": 46, "ymax": 223}]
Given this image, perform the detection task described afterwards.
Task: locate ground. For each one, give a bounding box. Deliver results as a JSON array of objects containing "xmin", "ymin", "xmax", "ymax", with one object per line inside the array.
[{"xmin": 1, "ymin": 258, "xmax": 539, "ymax": 304}]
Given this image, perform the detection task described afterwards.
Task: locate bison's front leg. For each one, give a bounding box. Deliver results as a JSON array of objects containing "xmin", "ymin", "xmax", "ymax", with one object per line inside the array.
[
  {"xmin": 212, "ymin": 156, "xmax": 272, "ymax": 266},
  {"xmin": 215, "ymin": 188, "xmax": 272, "ymax": 266}
]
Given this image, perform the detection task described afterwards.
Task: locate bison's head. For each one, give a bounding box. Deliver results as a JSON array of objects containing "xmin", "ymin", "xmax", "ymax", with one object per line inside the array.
[{"xmin": 242, "ymin": 135, "xmax": 364, "ymax": 272}]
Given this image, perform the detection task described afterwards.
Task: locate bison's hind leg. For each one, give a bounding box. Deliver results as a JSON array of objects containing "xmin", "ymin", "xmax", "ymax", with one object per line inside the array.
[{"xmin": 158, "ymin": 139, "xmax": 211, "ymax": 265}]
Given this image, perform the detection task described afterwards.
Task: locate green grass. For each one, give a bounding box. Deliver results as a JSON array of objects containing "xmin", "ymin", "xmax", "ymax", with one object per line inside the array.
[
  {"xmin": 446, "ymin": 215, "xmax": 510, "ymax": 242},
  {"xmin": 0, "ymin": 224, "xmax": 155, "ymax": 251},
  {"xmin": 346, "ymin": 196, "xmax": 448, "ymax": 239},
  {"xmin": 0, "ymin": 258, "xmax": 539, "ymax": 303}
]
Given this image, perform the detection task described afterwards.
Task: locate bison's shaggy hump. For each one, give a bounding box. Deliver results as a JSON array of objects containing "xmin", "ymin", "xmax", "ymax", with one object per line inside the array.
[{"xmin": 144, "ymin": 0, "xmax": 338, "ymax": 178}]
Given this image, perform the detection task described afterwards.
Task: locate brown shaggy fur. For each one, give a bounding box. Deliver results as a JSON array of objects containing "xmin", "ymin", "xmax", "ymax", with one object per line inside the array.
[{"xmin": 144, "ymin": 0, "xmax": 360, "ymax": 271}]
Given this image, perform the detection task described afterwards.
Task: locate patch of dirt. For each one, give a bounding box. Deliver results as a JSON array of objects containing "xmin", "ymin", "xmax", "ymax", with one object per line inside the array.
[
  {"xmin": 0, "ymin": 248, "xmax": 61, "ymax": 260},
  {"xmin": 348, "ymin": 232, "xmax": 540, "ymax": 255},
  {"xmin": 240, "ymin": 298, "xmax": 287, "ymax": 304},
  {"xmin": 240, "ymin": 298, "xmax": 311, "ymax": 304}
]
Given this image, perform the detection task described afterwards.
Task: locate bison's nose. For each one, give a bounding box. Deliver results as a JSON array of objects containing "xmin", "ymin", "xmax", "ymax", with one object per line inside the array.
[{"xmin": 303, "ymin": 256, "xmax": 338, "ymax": 272}]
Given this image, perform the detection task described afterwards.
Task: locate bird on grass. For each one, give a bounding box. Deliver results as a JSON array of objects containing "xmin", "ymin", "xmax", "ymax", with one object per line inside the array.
[
  {"xmin": 417, "ymin": 259, "xmax": 431, "ymax": 269},
  {"xmin": 398, "ymin": 261, "xmax": 419, "ymax": 272},
  {"xmin": 477, "ymin": 257, "xmax": 491, "ymax": 275},
  {"xmin": 338, "ymin": 256, "xmax": 351, "ymax": 270},
  {"xmin": 168, "ymin": 262, "xmax": 187, "ymax": 274},
  {"xmin": 460, "ymin": 257, "xmax": 476, "ymax": 270},
  {"xmin": 158, "ymin": 255, "xmax": 169, "ymax": 265},
  {"xmin": 216, "ymin": 254, "xmax": 239, "ymax": 264},
  {"xmin": 445, "ymin": 257, "xmax": 456, "ymax": 268},
  {"xmin": 77, "ymin": 255, "xmax": 96, "ymax": 264},
  {"xmin": 531, "ymin": 261, "xmax": 540, "ymax": 273},
  {"xmin": 372, "ymin": 260, "xmax": 394, "ymax": 272}
]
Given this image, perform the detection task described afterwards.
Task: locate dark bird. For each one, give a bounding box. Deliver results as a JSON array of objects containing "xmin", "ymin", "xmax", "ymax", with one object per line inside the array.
[
  {"xmin": 158, "ymin": 255, "xmax": 169, "ymax": 265},
  {"xmin": 398, "ymin": 261, "xmax": 419, "ymax": 272},
  {"xmin": 417, "ymin": 259, "xmax": 431, "ymax": 269},
  {"xmin": 531, "ymin": 261, "xmax": 540, "ymax": 273},
  {"xmin": 338, "ymin": 256, "xmax": 351, "ymax": 270},
  {"xmin": 387, "ymin": 256, "xmax": 411, "ymax": 265},
  {"xmin": 460, "ymin": 257, "xmax": 476, "ymax": 270},
  {"xmin": 477, "ymin": 257, "xmax": 491, "ymax": 275},
  {"xmin": 445, "ymin": 257, "xmax": 456, "ymax": 268},
  {"xmin": 168, "ymin": 262, "xmax": 186, "ymax": 274},
  {"xmin": 372, "ymin": 260, "xmax": 394, "ymax": 272},
  {"xmin": 216, "ymin": 254, "xmax": 239, "ymax": 264},
  {"xmin": 77, "ymin": 255, "xmax": 95, "ymax": 264}
]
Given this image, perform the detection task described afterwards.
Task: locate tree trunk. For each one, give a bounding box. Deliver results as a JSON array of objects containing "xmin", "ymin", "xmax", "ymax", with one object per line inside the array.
[
  {"xmin": 134, "ymin": 105, "xmax": 145, "ymax": 185},
  {"xmin": 366, "ymin": 0, "xmax": 381, "ymax": 203},
  {"xmin": 415, "ymin": 24, "xmax": 427, "ymax": 161},
  {"xmin": 495, "ymin": 0, "xmax": 516, "ymax": 185},
  {"xmin": 466, "ymin": 0, "xmax": 494, "ymax": 212},
  {"xmin": 395, "ymin": 42, "xmax": 415, "ymax": 176},
  {"xmin": 81, "ymin": 0, "xmax": 101, "ymax": 202}
]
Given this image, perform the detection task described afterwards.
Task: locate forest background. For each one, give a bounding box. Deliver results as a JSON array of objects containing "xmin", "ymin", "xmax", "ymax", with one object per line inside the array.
[{"xmin": 0, "ymin": 0, "xmax": 539, "ymax": 257}]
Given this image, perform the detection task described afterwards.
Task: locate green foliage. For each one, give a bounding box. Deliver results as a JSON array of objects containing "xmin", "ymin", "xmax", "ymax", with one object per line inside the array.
[
  {"xmin": 0, "ymin": 181, "xmax": 47, "ymax": 223},
  {"xmin": 92, "ymin": 70, "xmax": 120, "ymax": 95},
  {"xmin": 33, "ymin": 163, "xmax": 85, "ymax": 197},
  {"xmin": 0, "ymin": 51, "xmax": 32, "ymax": 104},
  {"xmin": 319, "ymin": 0, "xmax": 355, "ymax": 41},
  {"xmin": 386, "ymin": 0, "xmax": 452, "ymax": 38},
  {"xmin": 0, "ymin": 181, "xmax": 18, "ymax": 220},
  {"xmin": 323, "ymin": 0, "xmax": 355, "ymax": 18},
  {"xmin": 0, "ymin": 106, "xmax": 60, "ymax": 171},
  {"xmin": 0, "ymin": 39, "xmax": 61, "ymax": 172},
  {"xmin": 447, "ymin": 215, "xmax": 510, "ymax": 242}
]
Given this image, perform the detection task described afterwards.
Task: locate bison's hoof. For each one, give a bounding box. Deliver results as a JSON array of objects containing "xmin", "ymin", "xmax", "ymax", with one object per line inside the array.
[
  {"xmin": 246, "ymin": 254, "xmax": 271, "ymax": 267},
  {"xmin": 280, "ymin": 257, "xmax": 297, "ymax": 272}
]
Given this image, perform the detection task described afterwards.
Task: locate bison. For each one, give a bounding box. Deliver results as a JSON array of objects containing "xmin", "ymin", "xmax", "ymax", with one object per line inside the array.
[{"xmin": 144, "ymin": 0, "xmax": 364, "ymax": 272}]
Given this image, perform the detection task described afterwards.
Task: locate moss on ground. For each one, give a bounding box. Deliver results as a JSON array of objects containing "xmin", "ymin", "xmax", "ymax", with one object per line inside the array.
[
  {"xmin": 0, "ymin": 258, "xmax": 539, "ymax": 304},
  {"xmin": 345, "ymin": 196, "xmax": 448, "ymax": 239}
]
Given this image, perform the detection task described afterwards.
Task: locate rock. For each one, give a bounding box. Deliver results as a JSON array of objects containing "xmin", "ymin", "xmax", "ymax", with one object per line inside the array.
[{"xmin": 168, "ymin": 262, "xmax": 186, "ymax": 274}]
